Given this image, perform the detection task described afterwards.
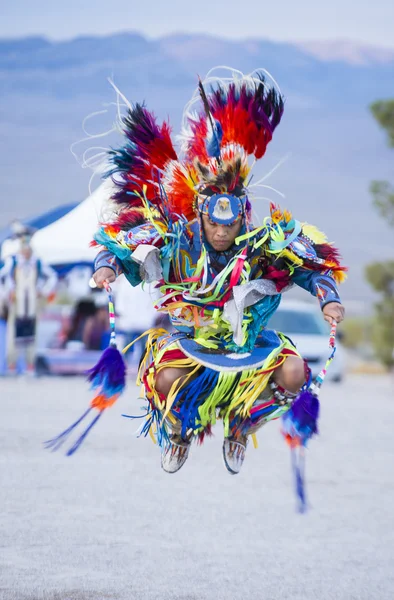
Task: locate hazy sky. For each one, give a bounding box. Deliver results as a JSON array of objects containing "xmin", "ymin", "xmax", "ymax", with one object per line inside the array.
[{"xmin": 1, "ymin": 0, "xmax": 394, "ymax": 47}]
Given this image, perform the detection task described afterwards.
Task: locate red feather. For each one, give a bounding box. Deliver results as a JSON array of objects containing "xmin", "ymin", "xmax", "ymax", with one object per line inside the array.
[{"xmin": 185, "ymin": 79, "xmax": 283, "ymax": 164}]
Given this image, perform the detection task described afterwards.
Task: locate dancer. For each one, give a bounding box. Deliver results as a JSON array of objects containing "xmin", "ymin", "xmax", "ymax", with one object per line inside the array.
[
  {"xmin": 0, "ymin": 224, "xmax": 58, "ymax": 374},
  {"xmin": 50, "ymin": 67, "xmax": 346, "ymax": 477}
]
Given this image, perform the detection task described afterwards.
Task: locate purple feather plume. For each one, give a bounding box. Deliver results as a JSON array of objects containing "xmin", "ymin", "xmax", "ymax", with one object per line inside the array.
[
  {"xmin": 282, "ymin": 389, "xmax": 319, "ymax": 512},
  {"xmin": 45, "ymin": 342, "xmax": 127, "ymax": 457},
  {"xmin": 87, "ymin": 346, "xmax": 126, "ymax": 396},
  {"xmin": 282, "ymin": 389, "xmax": 320, "ymax": 445}
]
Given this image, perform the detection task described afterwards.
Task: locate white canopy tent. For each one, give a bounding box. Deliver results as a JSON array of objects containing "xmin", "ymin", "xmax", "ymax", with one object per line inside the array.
[
  {"xmin": 1, "ymin": 180, "xmax": 157, "ymax": 327},
  {"xmin": 33, "ymin": 180, "xmax": 114, "ymax": 264},
  {"xmin": 1, "ymin": 180, "xmax": 114, "ymax": 263}
]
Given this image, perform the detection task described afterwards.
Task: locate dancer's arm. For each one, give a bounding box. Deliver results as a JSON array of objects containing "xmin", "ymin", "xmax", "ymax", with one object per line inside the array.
[
  {"xmin": 264, "ymin": 210, "xmax": 347, "ymax": 324},
  {"xmin": 92, "ymin": 221, "xmax": 164, "ymax": 289},
  {"xmin": 92, "ymin": 250, "xmax": 123, "ymax": 288},
  {"xmin": 291, "ymin": 268, "xmax": 345, "ymax": 324}
]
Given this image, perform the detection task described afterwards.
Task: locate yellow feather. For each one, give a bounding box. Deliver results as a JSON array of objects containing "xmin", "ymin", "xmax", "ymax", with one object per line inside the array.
[
  {"xmin": 332, "ymin": 269, "xmax": 348, "ymax": 284},
  {"xmin": 279, "ymin": 248, "xmax": 303, "ymax": 266},
  {"xmin": 271, "ymin": 208, "xmax": 283, "ymax": 224},
  {"xmin": 302, "ymin": 223, "xmax": 327, "ymax": 244}
]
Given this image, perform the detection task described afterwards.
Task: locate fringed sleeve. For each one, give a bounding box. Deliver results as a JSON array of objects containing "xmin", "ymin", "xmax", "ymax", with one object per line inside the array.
[
  {"xmin": 285, "ymin": 222, "xmax": 347, "ymax": 308},
  {"xmin": 94, "ymin": 249, "xmax": 124, "ymax": 277},
  {"xmin": 93, "ymin": 221, "xmax": 165, "ymax": 287},
  {"xmin": 262, "ymin": 205, "xmax": 347, "ymax": 308},
  {"xmin": 291, "ymin": 269, "xmax": 342, "ymax": 308}
]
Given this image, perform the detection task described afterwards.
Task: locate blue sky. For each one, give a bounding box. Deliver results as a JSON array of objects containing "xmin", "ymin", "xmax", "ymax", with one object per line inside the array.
[{"xmin": 2, "ymin": 0, "xmax": 394, "ymax": 47}]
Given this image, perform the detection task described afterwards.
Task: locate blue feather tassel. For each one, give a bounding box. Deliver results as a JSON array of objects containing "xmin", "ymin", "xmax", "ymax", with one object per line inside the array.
[
  {"xmin": 291, "ymin": 448, "xmax": 307, "ymax": 513},
  {"xmin": 45, "ymin": 346, "xmax": 126, "ymax": 456},
  {"xmin": 282, "ymin": 389, "xmax": 320, "ymax": 512},
  {"xmin": 66, "ymin": 413, "xmax": 103, "ymax": 456},
  {"xmin": 282, "ymin": 389, "xmax": 320, "ymax": 446},
  {"xmin": 87, "ymin": 346, "xmax": 126, "ymax": 397},
  {"xmin": 45, "ymin": 281, "xmax": 127, "ymax": 456},
  {"xmin": 44, "ymin": 408, "xmax": 92, "ymax": 452}
]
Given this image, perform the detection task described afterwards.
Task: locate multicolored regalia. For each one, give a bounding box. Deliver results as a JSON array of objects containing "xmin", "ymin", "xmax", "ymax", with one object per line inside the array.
[{"xmin": 49, "ymin": 68, "xmax": 346, "ymax": 487}]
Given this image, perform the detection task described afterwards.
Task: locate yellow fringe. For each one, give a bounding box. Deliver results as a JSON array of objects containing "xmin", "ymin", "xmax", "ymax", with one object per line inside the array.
[{"xmin": 130, "ymin": 329, "xmax": 300, "ymax": 442}]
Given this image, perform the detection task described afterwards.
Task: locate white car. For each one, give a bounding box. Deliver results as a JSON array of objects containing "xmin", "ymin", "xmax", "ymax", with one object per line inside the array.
[{"xmin": 266, "ymin": 300, "xmax": 345, "ymax": 382}]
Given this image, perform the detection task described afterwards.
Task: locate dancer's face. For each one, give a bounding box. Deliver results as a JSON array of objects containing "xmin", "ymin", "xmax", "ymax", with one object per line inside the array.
[{"xmin": 202, "ymin": 215, "xmax": 242, "ymax": 252}]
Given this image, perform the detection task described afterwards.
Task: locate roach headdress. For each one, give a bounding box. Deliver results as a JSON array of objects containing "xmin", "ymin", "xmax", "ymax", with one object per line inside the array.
[{"xmin": 105, "ymin": 67, "xmax": 284, "ymax": 230}]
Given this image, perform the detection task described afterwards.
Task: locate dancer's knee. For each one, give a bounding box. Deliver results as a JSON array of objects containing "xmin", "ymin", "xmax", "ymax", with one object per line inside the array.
[
  {"xmin": 155, "ymin": 367, "xmax": 193, "ymax": 397},
  {"xmin": 274, "ymin": 356, "xmax": 305, "ymax": 393}
]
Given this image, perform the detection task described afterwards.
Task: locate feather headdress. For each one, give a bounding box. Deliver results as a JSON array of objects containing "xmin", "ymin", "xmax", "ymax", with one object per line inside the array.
[{"xmin": 104, "ymin": 67, "xmax": 284, "ymax": 229}]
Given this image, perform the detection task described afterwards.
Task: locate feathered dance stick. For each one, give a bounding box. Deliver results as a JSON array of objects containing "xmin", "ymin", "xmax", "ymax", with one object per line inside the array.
[
  {"xmin": 45, "ymin": 282, "xmax": 126, "ymax": 455},
  {"xmin": 281, "ymin": 321, "xmax": 337, "ymax": 512}
]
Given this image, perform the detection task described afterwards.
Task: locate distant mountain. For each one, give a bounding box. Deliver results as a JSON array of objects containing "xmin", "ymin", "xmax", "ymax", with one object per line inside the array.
[
  {"xmin": 295, "ymin": 39, "xmax": 394, "ymax": 66},
  {"xmin": 1, "ymin": 33, "xmax": 393, "ymax": 100},
  {"xmin": 0, "ymin": 32, "xmax": 393, "ymax": 305}
]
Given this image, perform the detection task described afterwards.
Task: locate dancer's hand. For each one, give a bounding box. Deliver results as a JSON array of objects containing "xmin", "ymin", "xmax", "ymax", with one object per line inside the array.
[
  {"xmin": 92, "ymin": 267, "xmax": 116, "ymax": 288},
  {"xmin": 322, "ymin": 302, "xmax": 345, "ymax": 324}
]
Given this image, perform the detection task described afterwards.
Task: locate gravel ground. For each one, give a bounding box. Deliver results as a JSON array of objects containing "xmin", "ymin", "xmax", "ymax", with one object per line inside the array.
[{"xmin": 0, "ymin": 374, "xmax": 393, "ymax": 600}]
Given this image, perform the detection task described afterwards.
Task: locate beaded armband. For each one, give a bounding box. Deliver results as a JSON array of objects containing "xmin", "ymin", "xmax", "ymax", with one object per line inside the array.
[
  {"xmin": 94, "ymin": 250, "xmax": 123, "ymax": 277},
  {"xmin": 314, "ymin": 273, "xmax": 341, "ymax": 309}
]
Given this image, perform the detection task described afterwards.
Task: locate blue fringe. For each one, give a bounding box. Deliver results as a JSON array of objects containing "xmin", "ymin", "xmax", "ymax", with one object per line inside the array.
[
  {"xmin": 176, "ymin": 368, "xmax": 219, "ymax": 437},
  {"xmin": 44, "ymin": 408, "xmax": 92, "ymax": 452},
  {"xmin": 137, "ymin": 407, "xmax": 171, "ymax": 448},
  {"xmin": 121, "ymin": 410, "xmax": 150, "ymax": 420},
  {"xmin": 66, "ymin": 412, "xmax": 103, "ymax": 456},
  {"xmin": 249, "ymin": 404, "xmax": 279, "ymax": 422}
]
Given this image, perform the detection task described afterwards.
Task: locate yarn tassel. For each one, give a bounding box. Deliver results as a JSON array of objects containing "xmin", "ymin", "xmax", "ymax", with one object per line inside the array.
[
  {"xmin": 87, "ymin": 281, "xmax": 126, "ymax": 404},
  {"xmin": 282, "ymin": 321, "xmax": 337, "ymax": 511},
  {"xmin": 45, "ymin": 282, "xmax": 127, "ymax": 455},
  {"xmin": 291, "ymin": 447, "xmax": 307, "ymax": 513},
  {"xmin": 282, "ymin": 389, "xmax": 320, "ymax": 448},
  {"xmin": 44, "ymin": 407, "xmax": 93, "ymax": 452},
  {"xmin": 282, "ymin": 388, "xmax": 319, "ymax": 512},
  {"xmin": 66, "ymin": 412, "xmax": 103, "ymax": 456},
  {"xmin": 87, "ymin": 345, "xmax": 126, "ymax": 401}
]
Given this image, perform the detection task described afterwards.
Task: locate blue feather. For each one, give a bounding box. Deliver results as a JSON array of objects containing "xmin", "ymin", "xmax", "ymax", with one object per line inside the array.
[{"xmin": 206, "ymin": 120, "xmax": 223, "ymax": 159}]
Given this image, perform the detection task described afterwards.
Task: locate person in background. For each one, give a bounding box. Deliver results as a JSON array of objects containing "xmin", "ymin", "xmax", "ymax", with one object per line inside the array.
[
  {"xmin": 82, "ymin": 296, "xmax": 110, "ymax": 351},
  {"xmin": 0, "ymin": 224, "xmax": 58, "ymax": 375},
  {"xmin": 0, "ymin": 279, "xmax": 8, "ymax": 375},
  {"xmin": 62, "ymin": 299, "xmax": 96, "ymax": 348}
]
